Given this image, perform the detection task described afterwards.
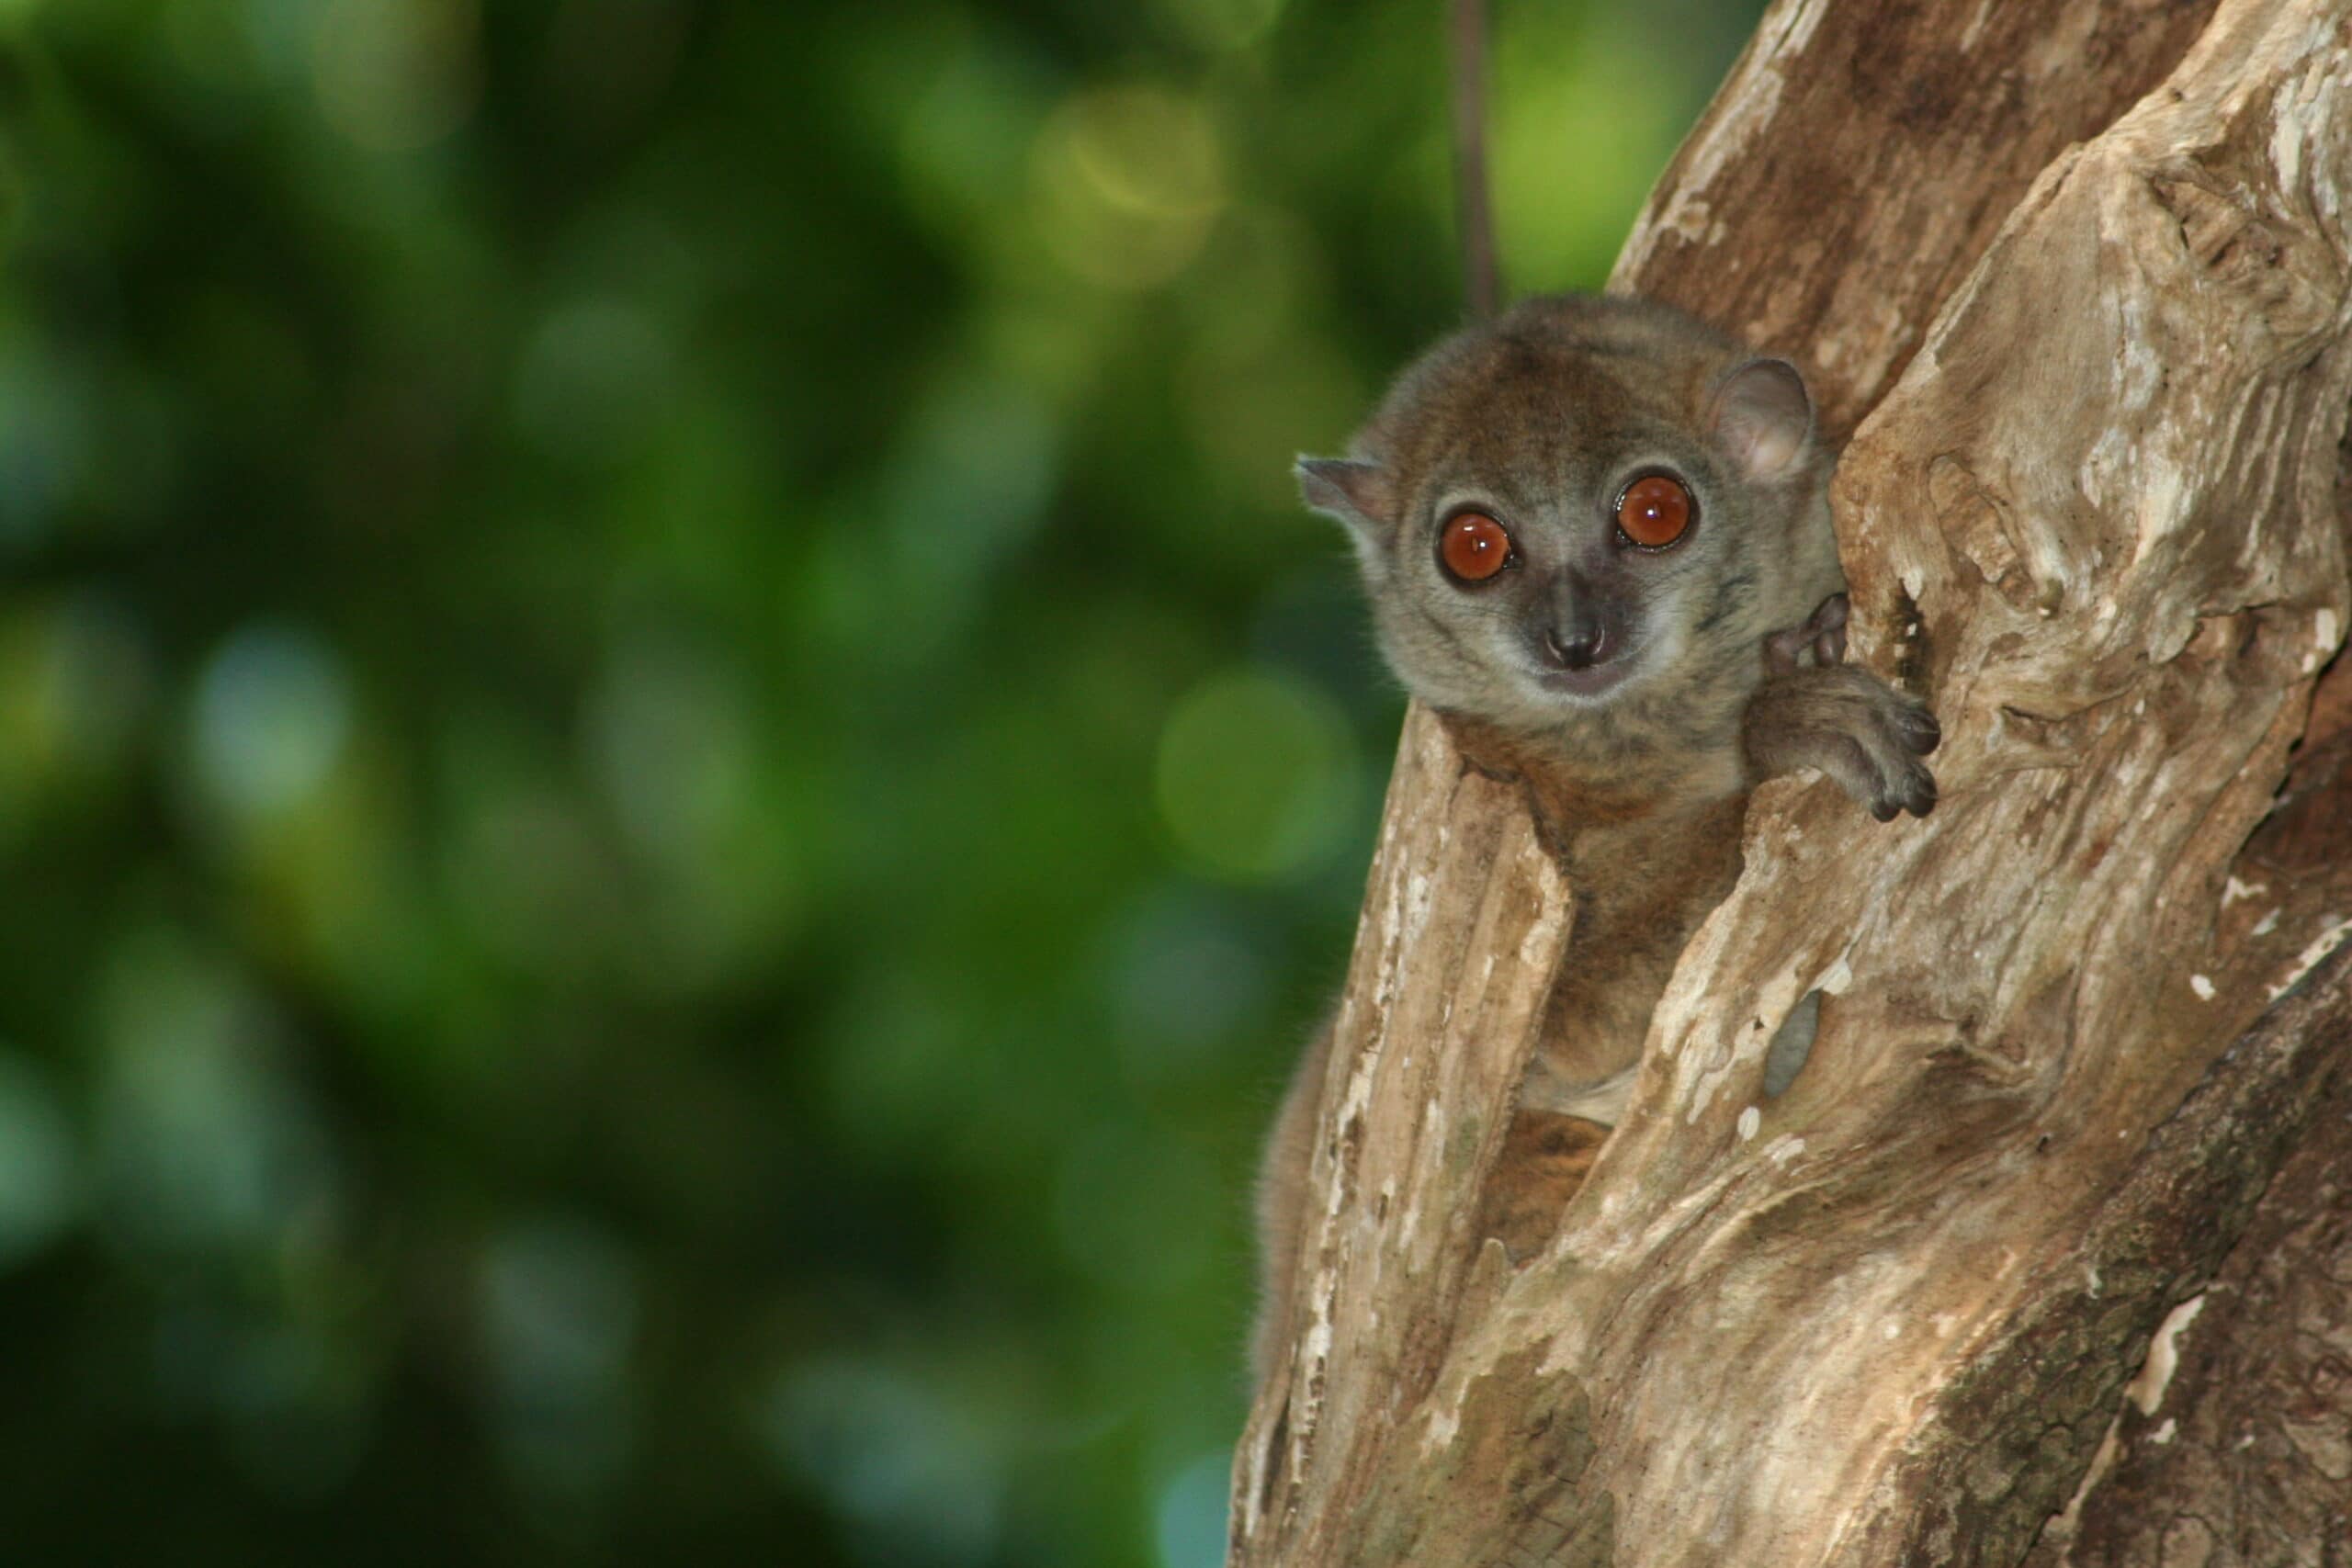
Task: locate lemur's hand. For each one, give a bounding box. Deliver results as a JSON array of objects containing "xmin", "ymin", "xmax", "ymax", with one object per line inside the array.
[{"xmin": 1746, "ymin": 593, "xmax": 1939, "ymax": 821}]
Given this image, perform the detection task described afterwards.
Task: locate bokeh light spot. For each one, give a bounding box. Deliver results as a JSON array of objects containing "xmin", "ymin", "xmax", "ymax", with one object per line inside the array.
[
  {"xmin": 1154, "ymin": 1450, "xmax": 1232, "ymax": 1568},
  {"xmin": 1155, "ymin": 667, "xmax": 1356, "ymax": 882},
  {"xmin": 761, "ymin": 1357, "xmax": 1005, "ymax": 1566},
  {"xmin": 1065, "ymin": 87, "xmax": 1222, "ymax": 218},
  {"xmin": 1032, "ymin": 85, "xmax": 1227, "ymax": 289},
  {"xmin": 189, "ymin": 624, "xmax": 352, "ymax": 823}
]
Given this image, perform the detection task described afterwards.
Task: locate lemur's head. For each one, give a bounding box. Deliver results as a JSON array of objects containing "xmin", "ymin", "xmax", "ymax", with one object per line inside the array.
[{"xmin": 1300, "ymin": 295, "xmax": 1841, "ymax": 752}]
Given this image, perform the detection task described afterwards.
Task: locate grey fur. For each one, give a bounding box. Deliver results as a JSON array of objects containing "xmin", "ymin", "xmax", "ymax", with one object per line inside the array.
[{"xmin": 1299, "ymin": 292, "xmax": 1934, "ymax": 813}]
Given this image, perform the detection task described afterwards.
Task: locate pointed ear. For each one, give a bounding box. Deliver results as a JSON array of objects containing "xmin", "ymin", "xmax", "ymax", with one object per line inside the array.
[
  {"xmin": 1295, "ymin": 457, "xmax": 1396, "ymax": 544},
  {"xmin": 1707, "ymin": 357, "xmax": 1815, "ymax": 481}
]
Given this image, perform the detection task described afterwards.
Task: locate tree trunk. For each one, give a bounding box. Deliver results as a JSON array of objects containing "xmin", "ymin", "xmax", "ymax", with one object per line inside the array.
[{"xmin": 1229, "ymin": 2, "xmax": 2352, "ymax": 1564}]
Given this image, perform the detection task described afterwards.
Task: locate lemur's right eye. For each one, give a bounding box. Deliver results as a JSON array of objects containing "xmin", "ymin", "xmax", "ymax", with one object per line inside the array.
[
  {"xmin": 1616, "ymin": 474, "xmax": 1694, "ymax": 548},
  {"xmin": 1439, "ymin": 513, "xmax": 1513, "ymax": 582}
]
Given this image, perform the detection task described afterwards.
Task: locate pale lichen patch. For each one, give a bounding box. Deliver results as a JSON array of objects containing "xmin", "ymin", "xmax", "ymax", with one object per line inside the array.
[
  {"xmin": 1815, "ymin": 952, "xmax": 1855, "ymax": 995},
  {"xmin": 2274, "ymin": 90, "xmax": 2306, "ymax": 190},
  {"xmin": 2043, "ymin": 1416, "xmax": 2122, "ymax": 1549},
  {"xmin": 2125, "ymin": 1293, "xmax": 2207, "ymax": 1416},
  {"xmin": 2268, "ymin": 914, "xmax": 2352, "ymax": 1000},
  {"xmin": 1421, "ymin": 1396, "xmax": 1462, "ymax": 1453}
]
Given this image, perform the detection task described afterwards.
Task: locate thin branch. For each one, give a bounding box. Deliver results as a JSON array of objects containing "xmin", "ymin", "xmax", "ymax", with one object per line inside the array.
[{"xmin": 1451, "ymin": 0, "xmax": 1500, "ymax": 319}]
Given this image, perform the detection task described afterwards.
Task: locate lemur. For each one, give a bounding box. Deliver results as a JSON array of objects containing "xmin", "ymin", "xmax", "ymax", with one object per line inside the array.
[{"xmin": 1252, "ymin": 294, "xmax": 1938, "ymax": 1376}]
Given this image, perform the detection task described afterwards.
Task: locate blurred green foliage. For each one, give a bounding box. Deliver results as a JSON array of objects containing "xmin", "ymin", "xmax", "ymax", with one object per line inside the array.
[{"xmin": 0, "ymin": 0, "xmax": 1758, "ymax": 1561}]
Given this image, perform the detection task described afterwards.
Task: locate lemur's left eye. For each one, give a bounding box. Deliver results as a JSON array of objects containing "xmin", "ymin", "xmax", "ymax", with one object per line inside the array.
[
  {"xmin": 1616, "ymin": 475, "xmax": 1694, "ymax": 548},
  {"xmin": 1439, "ymin": 512, "xmax": 1514, "ymax": 582}
]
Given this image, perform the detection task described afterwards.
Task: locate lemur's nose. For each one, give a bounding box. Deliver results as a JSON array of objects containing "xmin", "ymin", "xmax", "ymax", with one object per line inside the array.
[{"xmin": 1544, "ymin": 623, "xmax": 1607, "ymax": 670}]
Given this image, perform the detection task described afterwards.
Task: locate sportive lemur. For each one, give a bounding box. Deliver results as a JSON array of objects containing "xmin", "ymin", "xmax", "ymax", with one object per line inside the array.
[{"xmin": 1252, "ymin": 293, "xmax": 1939, "ymax": 1377}]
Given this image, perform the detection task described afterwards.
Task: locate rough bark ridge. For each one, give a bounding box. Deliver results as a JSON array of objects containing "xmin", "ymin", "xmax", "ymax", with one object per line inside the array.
[{"xmin": 1230, "ymin": 2, "xmax": 2352, "ymax": 1563}]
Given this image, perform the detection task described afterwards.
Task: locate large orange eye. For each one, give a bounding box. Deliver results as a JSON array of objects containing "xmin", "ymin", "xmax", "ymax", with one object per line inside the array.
[
  {"xmin": 1439, "ymin": 512, "xmax": 1513, "ymax": 582},
  {"xmin": 1616, "ymin": 475, "xmax": 1694, "ymax": 548}
]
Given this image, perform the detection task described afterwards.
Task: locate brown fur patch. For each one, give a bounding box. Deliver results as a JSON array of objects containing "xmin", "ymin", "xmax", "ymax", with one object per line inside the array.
[{"xmin": 1476, "ymin": 1112, "xmax": 1614, "ymax": 1260}]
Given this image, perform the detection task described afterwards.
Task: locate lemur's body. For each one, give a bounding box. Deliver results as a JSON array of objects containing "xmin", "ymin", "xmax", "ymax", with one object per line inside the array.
[{"xmin": 1253, "ymin": 295, "xmax": 1938, "ymax": 1376}]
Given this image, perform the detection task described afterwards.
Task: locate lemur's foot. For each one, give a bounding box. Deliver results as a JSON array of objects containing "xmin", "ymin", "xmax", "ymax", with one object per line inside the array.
[{"xmin": 1762, "ymin": 588, "xmax": 1849, "ymax": 671}]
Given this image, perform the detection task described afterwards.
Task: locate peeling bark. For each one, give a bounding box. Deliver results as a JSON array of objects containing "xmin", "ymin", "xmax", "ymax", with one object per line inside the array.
[{"xmin": 1231, "ymin": 1, "xmax": 2352, "ymax": 1563}]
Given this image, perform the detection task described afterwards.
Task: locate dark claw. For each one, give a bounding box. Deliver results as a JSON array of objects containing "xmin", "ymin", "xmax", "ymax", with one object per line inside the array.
[
  {"xmin": 1900, "ymin": 709, "xmax": 1942, "ymax": 755},
  {"xmin": 1902, "ymin": 772, "xmax": 1937, "ymax": 817},
  {"xmin": 1871, "ymin": 796, "xmax": 1900, "ymax": 823}
]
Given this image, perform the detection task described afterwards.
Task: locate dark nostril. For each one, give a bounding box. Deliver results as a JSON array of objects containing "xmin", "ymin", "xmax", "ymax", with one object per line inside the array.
[{"xmin": 1545, "ymin": 626, "xmax": 1605, "ymax": 670}]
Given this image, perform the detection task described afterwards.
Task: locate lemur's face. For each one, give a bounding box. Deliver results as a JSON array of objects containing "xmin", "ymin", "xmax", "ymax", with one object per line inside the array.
[
  {"xmin": 1393, "ymin": 423, "xmax": 1741, "ymax": 719},
  {"xmin": 1300, "ymin": 298, "xmax": 1835, "ymax": 744}
]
